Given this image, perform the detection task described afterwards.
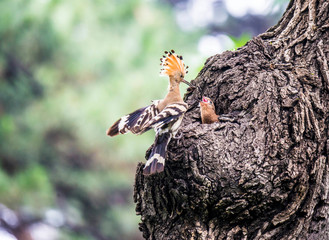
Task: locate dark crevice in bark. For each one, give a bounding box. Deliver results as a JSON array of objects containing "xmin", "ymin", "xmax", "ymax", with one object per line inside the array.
[{"xmin": 134, "ymin": 0, "xmax": 329, "ymax": 239}]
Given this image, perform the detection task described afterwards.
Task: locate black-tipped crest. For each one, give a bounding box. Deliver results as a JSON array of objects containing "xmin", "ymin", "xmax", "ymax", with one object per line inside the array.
[{"xmin": 160, "ymin": 50, "xmax": 187, "ymax": 77}]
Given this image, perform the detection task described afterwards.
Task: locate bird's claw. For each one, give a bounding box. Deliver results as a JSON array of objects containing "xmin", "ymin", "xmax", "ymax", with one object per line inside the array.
[{"xmin": 173, "ymin": 131, "xmax": 183, "ymax": 140}]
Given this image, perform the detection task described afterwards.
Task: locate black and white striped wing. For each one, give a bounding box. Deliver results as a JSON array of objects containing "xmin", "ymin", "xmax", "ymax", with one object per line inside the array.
[
  {"xmin": 142, "ymin": 102, "xmax": 188, "ymax": 132},
  {"xmin": 107, "ymin": 100, "xmax": 160, "ymax": 137}
]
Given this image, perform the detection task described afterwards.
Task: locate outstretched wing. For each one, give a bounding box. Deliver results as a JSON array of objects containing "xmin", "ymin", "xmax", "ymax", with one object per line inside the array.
[
  {"xmin": 107, "ymin": 100, "xmax": 160, "ymax": 137},
  {"xmin": 142, "ymin": 102, "xmax": 187, "ymax": 133}
]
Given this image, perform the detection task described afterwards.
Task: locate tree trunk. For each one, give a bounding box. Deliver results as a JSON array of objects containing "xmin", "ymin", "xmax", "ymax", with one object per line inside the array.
[{"xmin": 134, "ymin": 0, "xmax": 329, "ymax": 239}]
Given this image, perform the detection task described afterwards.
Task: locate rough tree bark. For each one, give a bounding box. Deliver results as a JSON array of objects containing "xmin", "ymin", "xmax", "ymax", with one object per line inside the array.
[{"xmin": 134, "ymin": 0, "xmax": 329, "ymax": 239}]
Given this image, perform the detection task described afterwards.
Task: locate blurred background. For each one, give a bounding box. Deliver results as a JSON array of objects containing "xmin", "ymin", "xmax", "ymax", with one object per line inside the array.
[{"xmin": 0, "ymin": 0, "xmax": 288, "ymax": 239}]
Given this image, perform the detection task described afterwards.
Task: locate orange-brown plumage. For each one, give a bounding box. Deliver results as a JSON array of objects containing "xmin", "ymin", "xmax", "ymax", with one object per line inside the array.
[
  {"xmin": 200, "ymin": 96, "xmax": 219, "ymax": 124},
  {"xmin": 160, "ymin": 50, "xmax": 187, "ymax": 77},
  {"xmin": 157, "ymin": 50, "xmax": 190, "ymax": 111}
]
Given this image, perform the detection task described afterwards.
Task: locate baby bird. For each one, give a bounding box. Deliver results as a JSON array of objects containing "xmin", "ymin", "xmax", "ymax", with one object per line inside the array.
[
  {"xmin": 199, "ymin": 96, "xmax": 219, "ymax": 124},
  {"xmin": 107, "ymin": 50, "xmax": 191, "ymax": 175}
]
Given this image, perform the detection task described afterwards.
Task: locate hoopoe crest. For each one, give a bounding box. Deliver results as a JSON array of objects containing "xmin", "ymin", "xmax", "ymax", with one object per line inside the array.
[{"xmin": 160, "ymin": 50, "xmax": 188, "ymax": 77}]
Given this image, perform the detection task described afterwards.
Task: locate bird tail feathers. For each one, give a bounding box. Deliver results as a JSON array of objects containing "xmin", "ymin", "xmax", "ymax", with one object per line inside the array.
[{"xmin": 143, "ymin": 132, "xmax": 172, "ymax": 175}]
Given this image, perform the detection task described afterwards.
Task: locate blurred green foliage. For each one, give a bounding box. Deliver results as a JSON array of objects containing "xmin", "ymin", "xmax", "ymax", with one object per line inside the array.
[
  {"xmin": 229, "ymin": 33, "xmax": 252, "ymax": 49},
  {"xmin": 0, "ymin": 0, "xmax": 202, "ymax": 239}
]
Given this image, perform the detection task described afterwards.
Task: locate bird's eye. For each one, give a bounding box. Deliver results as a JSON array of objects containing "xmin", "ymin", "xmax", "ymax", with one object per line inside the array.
[{"xmin": 180, "ymin": 74, "xmax": 183, "ymax": 78}]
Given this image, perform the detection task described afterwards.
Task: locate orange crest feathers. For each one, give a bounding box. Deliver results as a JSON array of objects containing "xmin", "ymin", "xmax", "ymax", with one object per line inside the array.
[{"xmin": 160, "ymin": 50, "xmax": 188, "ymax": 77}]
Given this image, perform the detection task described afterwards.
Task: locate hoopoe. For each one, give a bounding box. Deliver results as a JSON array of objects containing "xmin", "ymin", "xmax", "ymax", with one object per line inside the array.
[
  {"xmin": 199, "ymin": 96, "xmax": 219, "ymax": 124},
  {"xmin": 107, "ymin": 50, "xmax": 191, "ymax": 175}
]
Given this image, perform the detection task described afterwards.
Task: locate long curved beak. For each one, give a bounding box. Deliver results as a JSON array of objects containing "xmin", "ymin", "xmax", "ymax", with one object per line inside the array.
[{"xmin": 182, "ymin": 79, "xmax": 192, "ymax": 87}]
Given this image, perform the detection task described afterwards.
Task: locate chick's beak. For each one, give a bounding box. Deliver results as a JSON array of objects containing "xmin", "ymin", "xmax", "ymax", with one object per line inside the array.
[{"xmin": 202, "ymin": 96, "xmax": 209, "ymax": 103}]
